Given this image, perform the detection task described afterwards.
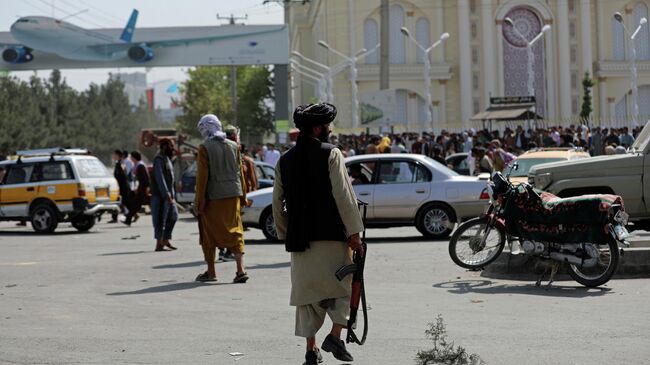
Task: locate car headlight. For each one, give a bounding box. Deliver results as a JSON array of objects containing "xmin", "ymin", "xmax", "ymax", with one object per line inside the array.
[{"xmin": 532, "ymin": 173, "xmax": 552, "ymax": 190}]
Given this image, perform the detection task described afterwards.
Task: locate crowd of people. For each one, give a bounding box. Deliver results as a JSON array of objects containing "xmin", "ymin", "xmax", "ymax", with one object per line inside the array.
[{"xmin": 246, "ymin": 124, "xmax": 644, "ymax": 176}]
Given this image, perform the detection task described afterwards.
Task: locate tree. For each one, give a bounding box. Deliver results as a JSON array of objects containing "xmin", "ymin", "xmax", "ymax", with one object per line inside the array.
[
  {"xmin": 175, "ymin": 65, "xmax": 275, "ymax": 139},
  {"xmin": 580, "ymin": 72, "xmax": 595, "ymax": 124},
  {"xmin": 0, "ymin": 70, "xmax": 164, "ymax": 162}
]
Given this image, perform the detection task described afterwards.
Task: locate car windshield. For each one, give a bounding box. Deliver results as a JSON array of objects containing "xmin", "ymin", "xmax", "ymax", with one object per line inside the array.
[
  {"xmin": 509, "ymin": 158, "xmax": 564, "ymax": 177},
  {"xmin": 423, "ymin": 156, "xmax": 459, "ymax": 176},
  {"xmin": 76, "ymin": 158, "xmax": 111, "ymax": 178},
  {"xmin": 630, "ymin": 120, "xmax": 650, "ymax": 152}
]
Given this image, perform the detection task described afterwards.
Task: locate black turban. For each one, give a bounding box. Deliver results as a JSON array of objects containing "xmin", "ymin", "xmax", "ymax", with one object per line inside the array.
[{"xmin": 293, "ymin": 103, "xmax": 337, "ymax": 130}]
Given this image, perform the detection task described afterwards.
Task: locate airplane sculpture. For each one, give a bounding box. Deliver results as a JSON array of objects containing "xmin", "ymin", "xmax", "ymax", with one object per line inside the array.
[{"xmin": 0, "ymin": 9, "xmax": 270, "ymax": 64}]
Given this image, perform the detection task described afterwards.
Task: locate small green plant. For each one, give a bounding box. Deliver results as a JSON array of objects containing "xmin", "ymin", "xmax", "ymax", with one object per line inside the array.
[{"xmin": 415, "ymin": 315, "xmax": 485, "ymax": 365}]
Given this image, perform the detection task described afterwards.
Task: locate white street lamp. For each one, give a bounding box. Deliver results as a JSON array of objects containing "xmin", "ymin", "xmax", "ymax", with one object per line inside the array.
[
  {"xmin": 504, "ymin": 17, "xmax": 551, "ymax": 101},
  {"xmin": 401, "ymin": 27, "xmax": 449, "ymax": 131},
  {"xmin": 291, "ymin": 51, "xmax": 349, "ymax": 102},
  {"xmin": 614, "ymin": 12, "xmax": 647, "ymax": 127},
  {"xmin": 317, "ymin": 41, "xmax": 380, "ymax": 129},
  {"xmin": 290, "ymin": 59, "xmax": 328, "ymax": 101}
]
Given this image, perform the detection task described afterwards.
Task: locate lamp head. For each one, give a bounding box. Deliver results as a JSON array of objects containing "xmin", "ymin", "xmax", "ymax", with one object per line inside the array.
[
  {"xmin": 291, "ymin": 51, "xmax": 303, "ymax": 58},
  {"xmin": 504, "ymin": 17, "xmax": 514, "ymax": 26},
  {"xmin": 641, "ymin": 17, "xmax": 648, "ymax": 25},
  {"xmin": 317, "ymin": 40, "xmax": 329, "ymax": 49},
  {"xmin": 614, "ymin": 12, "xmax": 624, "ymax": 23},
  {"xmin": 355, "ymin": 48, "xmax": 368, "ymax": 57},
  {"xmin": 541, "ymin": 25, "xmax": 551, "ymax": 33},
  {"xmin": 440, "ymin": 32, "xmax": 450, "ymax": 41},
  {"xmin": 400, "ymin": 27, "xmax": 411, "ymax": 37}
]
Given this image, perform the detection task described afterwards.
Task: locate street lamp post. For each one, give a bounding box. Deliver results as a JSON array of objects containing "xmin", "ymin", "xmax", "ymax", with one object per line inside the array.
[
  {"xmin": 614, "ymin": 12, "xmax": 647, "ymax": 128},
  {"xmin": 289, "ymin": 60, "xmax": 328, "ymax": 101},
  {"xmin": 401, "ymin": 27, "xmax": 449, "ymax": 131},
  {"xmin": 504, "ymin": 17, "xmax": 551, "ymax": 100},
  {"xmin": 291, "ymin": 51, "xmax": 349, "ymax": 102},
  {"xmin": 317, "ymin": 41, "xmax": 380, "ymax": 129}
]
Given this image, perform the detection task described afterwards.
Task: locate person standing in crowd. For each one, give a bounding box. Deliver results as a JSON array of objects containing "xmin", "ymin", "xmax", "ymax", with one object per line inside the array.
[
  {"xmin": 121, "ymin": 151, "xmax": 148, "ymax": 227},
  {"xmin": 240, "ymin": 144, "xmax": 258, "ymax": 194},
  {"xmin": 265, "ymin": 143, "xmax": 281, "ymax": 167},
  {"xmin": 432, "ymin": 146, "xmax": 446, "ymax": 165},
  {"xmin": 194, "ymin": 114, "xmax": 249, "ymax": 283},
  {"xmin": 110, "ymin": 150, "xmax": 131, "ymax": 224},
  {"xmin": 472, "ymin": 147, "xmax": 493, "ymax": 174},
  {"xmin": 149, "ymin": 140, "xmax": 178, "ymax": 252},
  {"xmin": 273, "ymin": 103, "xmax": 364, "ymax": 365},
  {"xmin": 619, "ymin": 127, "xmax": 635, "ymax": 148}
]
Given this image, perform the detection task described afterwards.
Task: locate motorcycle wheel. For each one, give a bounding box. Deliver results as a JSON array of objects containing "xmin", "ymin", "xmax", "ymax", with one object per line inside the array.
[
  {"xmin": 449, "ymin": 217, "xmax": 505, "ymax": 270},
  {"xmin": 567, "ymin": 239, "xmax": 619, "ymax": 288}
]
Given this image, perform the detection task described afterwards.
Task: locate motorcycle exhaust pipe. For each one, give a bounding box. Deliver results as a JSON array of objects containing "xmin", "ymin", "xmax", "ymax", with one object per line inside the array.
[{"xmin": 549, "ymin": 252, "xmax": 597, "ymax": 268}]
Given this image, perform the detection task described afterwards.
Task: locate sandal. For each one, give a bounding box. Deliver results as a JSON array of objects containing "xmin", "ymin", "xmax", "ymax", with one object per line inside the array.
[
  {"xmin": 165, "ymin": 243, "xmax": 178, "ymax": 250},
  {"xmin": 233, "ymin": 272, "xmax": 249, "ymax": 284},
  {"xmin": 195, "ymin": 272, "xmax": 217, "ymax": 282}
]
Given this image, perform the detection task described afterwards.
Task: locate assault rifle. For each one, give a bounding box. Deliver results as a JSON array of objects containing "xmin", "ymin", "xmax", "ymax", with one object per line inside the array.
[{"xmin": 335, "ymin": 200, "xmax": 368, "ymax": 345}]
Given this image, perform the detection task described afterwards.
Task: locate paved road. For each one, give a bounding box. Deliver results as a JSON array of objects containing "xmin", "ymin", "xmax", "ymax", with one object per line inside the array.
[{"xmin": 1, "ymin": 215, "xmax": 649, "ymax": 365}]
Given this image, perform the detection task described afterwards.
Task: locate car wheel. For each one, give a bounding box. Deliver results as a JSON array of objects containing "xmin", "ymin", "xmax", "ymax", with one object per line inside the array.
[
  {"xmin": 71, "ymin": 216, "xmax": 95, "ymax": 232},
  {"xmin": 260, "ymin": 208, "xmax": 279, "ymax": 242},
  {"xmin": 416, "ymin": 204, "xmax": 455, "ymax": 239},
  {"xmin": 30, "ymin": 204, "xmax": 59, "ymax": 234}
]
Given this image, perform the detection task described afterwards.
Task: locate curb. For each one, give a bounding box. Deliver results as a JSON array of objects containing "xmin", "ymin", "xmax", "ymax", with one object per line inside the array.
[{"xmin": 480, "ymin": 248, "xmax": 650, "ymax": 280}]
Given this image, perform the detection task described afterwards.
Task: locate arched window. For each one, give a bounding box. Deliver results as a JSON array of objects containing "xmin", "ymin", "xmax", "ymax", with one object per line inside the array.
[
  {"xmin": 415, "ymin": 17, "xmax": 431, "ymax": 64},
  {"xmin": 634, "ymin": 2, "xmax": 650, "ymax": 60},
  {"xmin": 395, "ymin": 89, "xmax": 408, "ymax": 123},
  {"xmin": 389, "ymin": 4, "xmax": 406, "ymax": 64},
  {"xmin": 612, "ymin": 16, "xmax": 626, "ymax": 61},
  {"xmin": 639, "ymin": 85, "xmax": 650, "ymax": 120},
  {"xmin": 364, "ymin": 18, "xmax": 379, "ymax": 64}
]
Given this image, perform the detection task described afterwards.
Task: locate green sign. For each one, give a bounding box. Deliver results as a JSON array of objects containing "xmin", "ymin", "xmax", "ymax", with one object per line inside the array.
[
  {"xmin": 0, "ymin": 70, "xmax": 9, "ymax": 78},
  {"xmin": 276, "ymin": 119, "xmax": 290, "ymax": 133}
]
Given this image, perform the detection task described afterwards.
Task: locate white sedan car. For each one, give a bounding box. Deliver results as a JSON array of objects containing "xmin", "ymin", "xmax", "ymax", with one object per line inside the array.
[{"xmin": 242, "ymin": 154, "xmax": 489, "ymax": 241}]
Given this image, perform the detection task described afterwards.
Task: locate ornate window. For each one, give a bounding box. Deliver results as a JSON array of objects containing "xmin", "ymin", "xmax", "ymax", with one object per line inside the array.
[
  {"xmin": 389, "ymin": 4, "xmax": 406, "ymax": 64},
  {"xmin": 639, "ymin": 85, "xmax": 650, "ymax": 120},
  {"xmin": 615, "ymin": 95, "xmax": 627, "ymax": 126},
  {"xmin": 396, "ymin": 89, "xmax": 408, "ymax": 122},
  {"xmin": 364, "ymin": 18, "xmax": 379, "ymax": 64},
  {"xmin": 502, "ymin": 7, "xmax": 547, "ymax": 116},
  {"xmin": 634, "ymin": 2, "xmax": 650, "ymax": 60},
  {"xmin": 415, "ymin": 17, "xmax": 431, "ymax": 64}
]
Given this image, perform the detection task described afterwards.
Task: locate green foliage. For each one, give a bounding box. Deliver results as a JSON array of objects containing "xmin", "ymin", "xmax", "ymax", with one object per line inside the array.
[
  {"xmin": 416, "ymin": 315, "xmax": 485, "ymax": 365},
  {"xmin": 0, "ymin": 70, "xmax": 164, "ymax": 162},
  {"xmin": 580, "ymin": 72, "xmax": 595, "ymax": 121},
  {"xmin": 175, "ymin": 65, "xmax": 274, "ymax": 138}
]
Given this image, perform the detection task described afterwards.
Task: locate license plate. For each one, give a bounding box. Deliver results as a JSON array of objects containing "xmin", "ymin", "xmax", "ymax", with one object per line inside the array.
[
  {"xmin": 96, "ymin": 188, "xmax": 108, "ymax": 198},
  {"xmin": 613, "ymin": 224, "xmax": 630, "ymax": 241}
]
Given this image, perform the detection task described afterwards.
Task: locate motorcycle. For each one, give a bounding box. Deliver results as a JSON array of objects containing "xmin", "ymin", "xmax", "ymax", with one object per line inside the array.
[{"xmin": 448, "ymin": 163, "xmax": 630, "ymax": 287}]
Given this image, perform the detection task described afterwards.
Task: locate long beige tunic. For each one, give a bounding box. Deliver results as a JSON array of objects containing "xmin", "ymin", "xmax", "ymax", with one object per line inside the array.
[{"xmin": 273, "ymin": 147, "xmax": 364, "ymax": 306}]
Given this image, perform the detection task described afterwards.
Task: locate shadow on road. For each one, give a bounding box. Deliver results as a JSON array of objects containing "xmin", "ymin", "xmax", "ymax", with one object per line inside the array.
[
  {"xmin": 106, "ymin": 281, "xmax": 228, "ymax": 295},
  {"xmin": 153, "ymin": 261, "xmax": 204, "ymax": 269},
  {"xmin": 98, "ymin": 251, "xmax": 148, "ymax": 256},
  {"xmin": 432, "ymin": 279, "xmax": 611, "ymax": 298},
  {"xmin": 0, "ymin": 230, "xmax": 97, "ymax": 236},
  {"xmin": 248, "ymin": 262, "xmax": 290, "ymax": 270}
]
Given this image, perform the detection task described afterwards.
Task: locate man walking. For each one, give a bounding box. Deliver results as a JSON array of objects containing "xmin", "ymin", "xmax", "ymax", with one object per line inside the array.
[
  {"xmin": 150, "ymin": 139, "xmax": 178, "ymax": 252},
  {"xmin": 264, "ymin": 143, "xmax": 281, "ymax": 167},
  {"xmin": 194, "ymin": 114, "xmax": 249, "ymax": 283},
  {"xmin": 272, "ymin": 103, "xmax": 364, "ymax": 364},
  {"xmin": 110, "ymin": 150, "xmax": 130, "ymax": 223},
  {"xmin": 121, "ymin": 151, "xmax": 148, "ymax": 227}
]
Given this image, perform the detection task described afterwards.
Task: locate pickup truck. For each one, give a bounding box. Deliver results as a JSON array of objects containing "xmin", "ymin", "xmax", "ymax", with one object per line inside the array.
[{"xmin": 528, "ymin": 121, "xmax": 650, "ymax": 230}]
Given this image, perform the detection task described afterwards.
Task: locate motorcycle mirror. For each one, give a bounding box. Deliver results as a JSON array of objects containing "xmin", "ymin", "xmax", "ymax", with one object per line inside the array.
[{"xmin": 513, "ymin": 162, "xmax": 519, "ymax": 170}]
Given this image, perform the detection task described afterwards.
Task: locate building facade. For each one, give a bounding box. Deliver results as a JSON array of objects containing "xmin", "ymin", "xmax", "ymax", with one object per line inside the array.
[{"xmin": 289, "ymin": 0, "xmax": 650, "ymax": 133}]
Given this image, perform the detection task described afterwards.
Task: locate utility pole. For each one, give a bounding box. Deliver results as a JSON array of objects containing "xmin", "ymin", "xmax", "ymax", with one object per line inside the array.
[
  {"xmin": 217, "ymin": 14, "xmax": 248, "ymax": 126},
  {"xmin": 379, "ymin": 0, "xmax": 389, "ymax": 89}
]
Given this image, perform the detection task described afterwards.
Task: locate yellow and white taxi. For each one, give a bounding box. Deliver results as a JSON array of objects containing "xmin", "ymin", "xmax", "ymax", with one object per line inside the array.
[{"xmin": 0, "ymin": 148, "xmax": 120, "ymax": 233}]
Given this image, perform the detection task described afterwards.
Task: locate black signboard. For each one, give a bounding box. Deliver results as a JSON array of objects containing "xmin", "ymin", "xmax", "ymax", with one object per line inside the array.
[{"xmin": 490, "ymin": 96, "xmax": 536, "ymax": 105}]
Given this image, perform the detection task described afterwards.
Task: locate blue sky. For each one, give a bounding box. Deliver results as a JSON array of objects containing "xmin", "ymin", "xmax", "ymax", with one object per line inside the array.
[{"xmin": 0, "ymin": 0, "xmax": 283, "ymax": 89}]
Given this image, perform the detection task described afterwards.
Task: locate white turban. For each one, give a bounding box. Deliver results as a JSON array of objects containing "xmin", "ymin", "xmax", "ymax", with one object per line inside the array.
[{"xmin": 197, "ymin": 114, "xmax": 226, "ymax": 141}]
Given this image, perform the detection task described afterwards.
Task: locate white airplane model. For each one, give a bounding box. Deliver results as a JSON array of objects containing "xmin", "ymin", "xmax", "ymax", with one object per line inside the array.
[{"xmin": 1, "ymin": 9, "xmax": 270, "ymax": 64}]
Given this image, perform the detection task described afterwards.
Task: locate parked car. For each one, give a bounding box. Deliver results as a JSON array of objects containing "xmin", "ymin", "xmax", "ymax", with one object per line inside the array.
[
  {"xmin": 176, "ymin": 160, "xmax": 275, "ymax": 209},
  {"xmin": 446, "ymin": 152, "xmax": 471, "ymax": 175},
  {"xmin": 528, "ymin": 120, "xmax": 650, "ymax": 230},
  {"xmin": 243, "ymin": 153, "xmax": 490, "ymax": 241},
  {"xmin": 507, "ymin": 147, "xmax": 590, "ymax": 185},
  {"xmin": 0, "ymin": 148, "xmax": 120, "ymax": 233}
]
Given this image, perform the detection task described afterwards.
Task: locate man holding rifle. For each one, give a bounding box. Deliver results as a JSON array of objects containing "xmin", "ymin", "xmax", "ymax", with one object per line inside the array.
[{"xmin": 273, "ymin": 103, "xmax": 364, "ymax": 365}]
